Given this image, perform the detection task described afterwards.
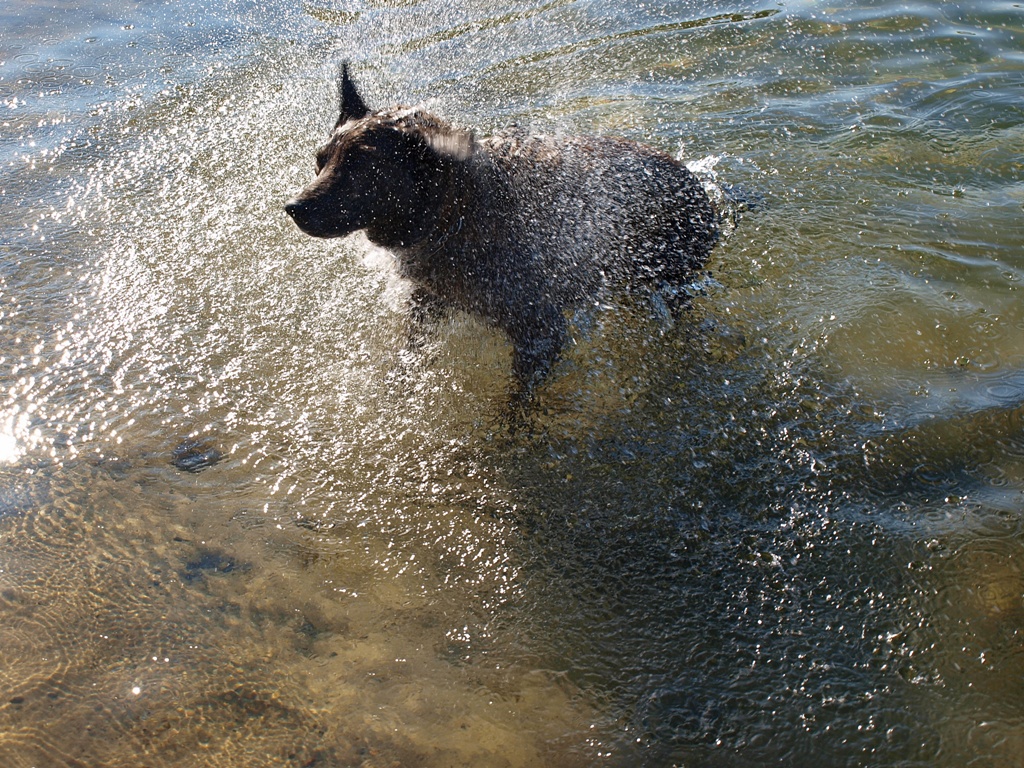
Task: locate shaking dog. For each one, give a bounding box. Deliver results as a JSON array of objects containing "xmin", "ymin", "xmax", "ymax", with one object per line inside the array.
[{"xmin": 286, "ymin": 66, "xmax": 719, "ymax": 410}]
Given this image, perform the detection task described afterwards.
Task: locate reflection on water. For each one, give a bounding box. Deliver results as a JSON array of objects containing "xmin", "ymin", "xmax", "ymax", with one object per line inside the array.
[{"xmin": 2, "ymin": 0, "xmax": 1023, "ymax": 765}]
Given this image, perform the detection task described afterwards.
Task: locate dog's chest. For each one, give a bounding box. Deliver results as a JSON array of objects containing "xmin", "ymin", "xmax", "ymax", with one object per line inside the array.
[{"xmin": 393, "ymin": 241, "xmax": 479, "ymax": 299}]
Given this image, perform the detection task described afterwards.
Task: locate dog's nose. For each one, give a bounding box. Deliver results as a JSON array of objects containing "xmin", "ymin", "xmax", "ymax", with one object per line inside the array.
[{"xmin": 284, "ymin": 198, "xmax": 306, "ymax": 219}]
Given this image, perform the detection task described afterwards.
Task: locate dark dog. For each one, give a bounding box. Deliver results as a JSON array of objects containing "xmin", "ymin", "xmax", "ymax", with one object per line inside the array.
[{"xmin": 285, "ymin": 66, "xmax": 719, "ymax": 409}]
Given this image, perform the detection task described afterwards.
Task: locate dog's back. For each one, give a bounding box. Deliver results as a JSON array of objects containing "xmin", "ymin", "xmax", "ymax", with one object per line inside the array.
[{"xmin": 481, "ymin": 132, "xmax": 717, "ymax": 293}]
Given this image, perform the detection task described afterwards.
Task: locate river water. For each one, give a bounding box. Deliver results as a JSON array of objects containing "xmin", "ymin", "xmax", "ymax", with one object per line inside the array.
[{"xmin": 1, "ymin": 1, "xmax": 1022, "ymax": 765}]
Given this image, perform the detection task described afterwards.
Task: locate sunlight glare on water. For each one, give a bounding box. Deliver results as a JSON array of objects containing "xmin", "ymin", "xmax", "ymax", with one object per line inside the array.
[
  {"xmin": 0, "ymin": 429, "xmax": 18, "ymax": 464},
  {"xmin": 1, "ymin": 0, "xmax": 1023, "ymax": 765}
]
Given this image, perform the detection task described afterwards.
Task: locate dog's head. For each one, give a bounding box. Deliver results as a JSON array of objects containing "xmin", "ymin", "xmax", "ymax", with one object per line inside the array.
[{"xmin": 285, "ymin": 65, "xmax": 473, "ymax": 246}]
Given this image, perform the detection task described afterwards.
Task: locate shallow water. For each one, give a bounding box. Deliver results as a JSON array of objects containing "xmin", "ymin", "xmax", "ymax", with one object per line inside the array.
[{"xmin": 1, "ymin": 0, "xmax": 1022, "ymax": 765}]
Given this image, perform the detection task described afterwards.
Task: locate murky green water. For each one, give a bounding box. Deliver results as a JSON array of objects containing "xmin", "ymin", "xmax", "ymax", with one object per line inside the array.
[{"xmin": 1, "ymin": 0, "xmax": 1022, "ymax": 765}]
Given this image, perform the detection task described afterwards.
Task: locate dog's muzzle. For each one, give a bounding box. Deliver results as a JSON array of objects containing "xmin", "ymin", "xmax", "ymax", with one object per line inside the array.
[
  {"xmin": 284, "ymin": 197, "xmax": 310, "ymax": 224},
  {"xmin": 286, "ymin": 192, "xmax": 363, "ymax": 239},
  {"xmin": 284, "ymin": 198, "xmax": 328, "ymax": 237}
]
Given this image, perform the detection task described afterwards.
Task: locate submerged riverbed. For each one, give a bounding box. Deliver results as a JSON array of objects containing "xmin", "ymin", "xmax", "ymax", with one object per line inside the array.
[{"xmin": 1, "ymin": 0, "xmax": 1022, "ymax": 765}]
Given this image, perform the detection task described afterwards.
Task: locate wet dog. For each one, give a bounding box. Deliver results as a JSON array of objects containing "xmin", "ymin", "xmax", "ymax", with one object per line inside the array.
[{"xmin": 285, "ymin": 65, "xmax": 720, "ymax": 410}]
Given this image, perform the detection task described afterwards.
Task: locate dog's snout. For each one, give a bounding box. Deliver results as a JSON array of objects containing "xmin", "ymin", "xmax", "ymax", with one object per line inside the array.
[
  {"xmin": 284, "ymin": 195, "xmax": 340, "ymax": 238},
  {"xmin": 285, "ymin": 197, "xmax": 319, "ymax": 232}
]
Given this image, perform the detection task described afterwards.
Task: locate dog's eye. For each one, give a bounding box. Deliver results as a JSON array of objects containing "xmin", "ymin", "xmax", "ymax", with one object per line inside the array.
[{"xmin": 314, "ymin": 148, "xmax": 330, "ymax": 174}]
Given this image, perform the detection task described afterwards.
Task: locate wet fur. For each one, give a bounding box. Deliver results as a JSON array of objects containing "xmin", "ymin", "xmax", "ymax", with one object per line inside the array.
[{"xmin": 285, "ymin": 66, "xmax": 719, "ymax": 409}]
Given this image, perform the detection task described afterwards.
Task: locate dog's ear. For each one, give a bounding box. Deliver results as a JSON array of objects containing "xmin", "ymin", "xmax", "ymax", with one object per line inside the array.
[
  {"xmin": 335, "ymin": 62, "xmax": 370, "ymax": 128},
  {"xmin": 423, "ymin": 128, "xmax": 475, "ymax": 162}
]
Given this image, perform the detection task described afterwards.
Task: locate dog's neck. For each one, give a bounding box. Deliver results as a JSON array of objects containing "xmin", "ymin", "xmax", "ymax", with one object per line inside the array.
[{"xmin": 365, "ymin": 207, "xmax": 435, "ymax": 249}]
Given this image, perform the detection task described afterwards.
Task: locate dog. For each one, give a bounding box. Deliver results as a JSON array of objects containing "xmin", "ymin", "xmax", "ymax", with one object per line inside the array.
[{"xmin": 285, "ymin": 65, "xmax": 720, "ymax": 410}]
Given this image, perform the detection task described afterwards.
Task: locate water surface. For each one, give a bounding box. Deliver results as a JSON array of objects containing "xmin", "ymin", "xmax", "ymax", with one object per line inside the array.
[{"xmin": 1, "ymin": 0, "xmax": 1022, "ymax": 765}]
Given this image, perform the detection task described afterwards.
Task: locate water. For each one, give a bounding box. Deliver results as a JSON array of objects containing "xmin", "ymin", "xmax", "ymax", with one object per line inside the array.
[{"xmin": 1, "ymin": 0, "xmax": 1022, "ymax": 765}]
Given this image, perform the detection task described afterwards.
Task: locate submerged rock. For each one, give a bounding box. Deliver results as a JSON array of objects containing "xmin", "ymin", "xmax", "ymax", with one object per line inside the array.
[
  {"xmin": 181, "ymin": 546, "xmax": 249, "ymax": 583},
  {"xmin": 171, "ymin": 438, "xmax": 223, "ymax": 473}
]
